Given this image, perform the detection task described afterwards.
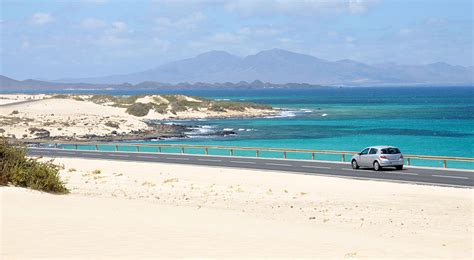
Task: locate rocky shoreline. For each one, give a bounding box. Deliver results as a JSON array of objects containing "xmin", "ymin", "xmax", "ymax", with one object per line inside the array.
[{"xmin": 17, "ymin": 122, "xmax": 237, "ymax": 144}]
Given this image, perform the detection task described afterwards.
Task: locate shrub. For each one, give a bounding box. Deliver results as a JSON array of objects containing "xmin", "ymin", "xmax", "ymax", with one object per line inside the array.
[
  {"xmin": 11, "ymin": 110, "xmax": 19, "ymax": 115},
  {"xmin": 0, "ymin": 138, "xmax": 68, "ymax": 193},
  {"xmin": 53, "ymin": 94, "xmax": 69, "ymax": 99},
  {"xmin": 126, "ymin": 102, "xmax": 152, "ymax": 117},
  {"xmin": 115, "ymin": 95, "xmax": 139, "ymax": 105},
  {"xmin": 72, "ymin": 96, "xmax": 84, "ymax": 101},
  {"xmin": 89, "ymin": 94, "xmax": 116, "ymax": 104},
  {"xmin": 152, "ymin": 103, "xmax": 169, "ymax": 114},
  {"xmin": 209, "ymin": 101, "xmax": 271, "ymax": 112},
  {"xmin": 105, "ymin": 121, "xmax": 120, "ymax": 129}
]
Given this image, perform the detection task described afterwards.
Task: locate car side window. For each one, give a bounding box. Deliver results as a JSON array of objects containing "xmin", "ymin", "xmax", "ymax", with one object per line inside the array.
[
  {"xmin": 369, "ymin": 148, "xmax": 378, "ymax": 154},
  {"xmin": 360, "ymin": 148, "xmax": 370, "ymax": 155}
]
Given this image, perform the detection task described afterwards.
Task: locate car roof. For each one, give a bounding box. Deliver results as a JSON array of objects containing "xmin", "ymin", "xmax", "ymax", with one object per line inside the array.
[{"xmin": 366, "ymin": 146, "xmax": 398, "ymax": 149}]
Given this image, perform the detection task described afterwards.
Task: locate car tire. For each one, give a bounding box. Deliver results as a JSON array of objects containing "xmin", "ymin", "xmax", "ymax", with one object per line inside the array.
[
  {"xmin": 351, "ymin": 160, "xmax": 359, "ymax": 169},
  {"xmin": 373, "ymin": 161, "xmax": 381, "ymax": 171},
  {"xmin": 395, "ymin": 165, "xmax": 403, "ymax": 170}
]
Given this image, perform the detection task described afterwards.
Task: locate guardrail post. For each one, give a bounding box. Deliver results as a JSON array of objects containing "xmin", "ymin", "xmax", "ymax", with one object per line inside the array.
[
  {"xmin": 158, "ymin": 147, "xmax": 162, "ymax": 153},
  {"xmin": 443, "ymin": 160, "xmax": 447, "ymax": 168},
  {"xmin": 342, "ymin": 154, "xmax": 346, "ymax": 162},
  {"xmin": 406, "ymin": 158, "xmax": 410, "ymax": 166},
  {"xmin": 205, "ymin": 148, "xmax": 208, "ymax": 155},
  {"xmin": 96, "ymin": 145, "xmax": 99, "ymax": 151},
  {"xmin": 136, "ymin": 146, "xmax": 140, "ymax": 152},
  {"xmin": 55, "ymin": 143, "xmax": 58, "ymax": 149},
  {"xmin": 75, "ymin": 144, "xmax": 78, "ymax": 150},
  {"xmin": 283, "ymin": 151, "xmax": 287, "ymax": 159},
  {"xmin": 230, "ymin": 149, "xmax": 233, "ymax": 156},
  {"xmin": 256, "ymin": 150, "xmax": 260, "ymax": 157},
  {"xmin": 181, "ymin": 147, "xmax": 184, "ymax": 155},
  {"xmin": 312, "ymin": 152, "xmax": 315, "ymax": 160}
]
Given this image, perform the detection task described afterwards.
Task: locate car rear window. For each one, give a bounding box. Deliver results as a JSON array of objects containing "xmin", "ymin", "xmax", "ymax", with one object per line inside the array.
[{"xmin": 381, "ymin": 148, "xmax": 401, "ymax": 154}]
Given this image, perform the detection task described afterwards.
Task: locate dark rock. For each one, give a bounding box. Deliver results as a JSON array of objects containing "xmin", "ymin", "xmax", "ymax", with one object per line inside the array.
[
  {"xmin": 28, "ymin": 127, "xmax": 50, "ymax": 138},
  {"xmin": 220, "ymin": 130, "xmax": 236, "ymax": 136}
]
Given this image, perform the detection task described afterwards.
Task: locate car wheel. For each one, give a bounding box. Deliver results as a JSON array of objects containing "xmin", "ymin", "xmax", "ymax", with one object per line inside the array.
[
  {"xmin": 373, "ymin": 161, "xmax": 381, "ymax": 171},
  {"xmin": 395, "ymin": 165, "xmax": 403, "ymax": 170},
  {"xmin": 351, "ymin": 160, "xmax": 359, "ymax": 169}
]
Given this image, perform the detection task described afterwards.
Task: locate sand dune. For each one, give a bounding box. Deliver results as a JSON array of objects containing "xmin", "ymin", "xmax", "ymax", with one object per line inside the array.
[
  {"xmin": 2, "ymin": 157, "xmax": 472, "ymax": 258},
  {"xmin": 0, "ymin": 94, "xmax": 275, "ymax": 140}
]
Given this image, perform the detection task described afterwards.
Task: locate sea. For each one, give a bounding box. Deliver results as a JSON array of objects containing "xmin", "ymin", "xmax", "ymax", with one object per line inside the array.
[{"xmin": 4, "ymin": 86, "xmax": 473, "ymax": 168}]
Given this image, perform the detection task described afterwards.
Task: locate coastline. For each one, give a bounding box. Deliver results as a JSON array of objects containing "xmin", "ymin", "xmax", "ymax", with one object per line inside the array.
[{"xmin": 0, "ymin": 94, "xmax": 278, "ymax": 142}]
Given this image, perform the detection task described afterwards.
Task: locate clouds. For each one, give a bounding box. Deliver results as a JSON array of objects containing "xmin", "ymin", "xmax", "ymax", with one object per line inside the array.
[
  {"xmin": 224, "ymin": 0, "xmax": 379, "ymax": 15},
  {"xmin": 1, "ymin": 0, "xmax": 472, "ymax": 80},
  {"xmin": 151, "ymin": 0, "xmax": 379, "ymax": 16},
  {"xmin": 109, "ymin": 21, "xmax": 129, "ymax": 34},
  {"xmin": 30, "ymin": 13, "xmax": 54, "ymax": 25},
  {"xmin": 155, "ymin": 12, "xmax": 206, "ymax": 33},
  {"xmin": 81, "ymin": 18, "xmax": 107, "ymax": 29}
]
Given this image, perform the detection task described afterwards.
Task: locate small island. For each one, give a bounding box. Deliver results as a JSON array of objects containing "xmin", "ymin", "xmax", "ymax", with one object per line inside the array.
[{"xmin": 0, "ymin": 94, "xmax": 277, "ymax": 142}]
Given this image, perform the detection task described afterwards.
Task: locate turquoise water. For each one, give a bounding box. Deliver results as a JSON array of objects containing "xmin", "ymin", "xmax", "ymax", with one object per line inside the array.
[
  {"xmin": 73, "ymin": 86, "xmax": 471, "ymax": 169},
  {"xmin": 8, "ymin": 87, "xmax": 473, "ymax": 168},
  {"xmin": 150, "ymin": 87, "xmax": 473, "ymax": 158}
]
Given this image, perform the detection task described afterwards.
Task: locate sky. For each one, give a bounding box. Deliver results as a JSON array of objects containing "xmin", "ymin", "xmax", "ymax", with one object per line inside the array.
[{"xmin": 0, "ymin": 0, "xmax": 473, "ymax": 80}]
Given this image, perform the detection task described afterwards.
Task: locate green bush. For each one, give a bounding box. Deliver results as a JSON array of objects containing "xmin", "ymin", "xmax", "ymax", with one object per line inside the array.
[
  {"xmin": 89, "ymin": 94, "xmax": 116, "ymax": 104},
  {"xmin": 115, "ymin": 95, "xmax": 139, "ymax": 105},
  {"xmin": 126, "ymin": 102, "xmax": 152, "ymax": 117},
  {"xmin": 0, "ymin": 138, "xmax": 68, "ymax": 193},
  {"xmin": 72, "ymin": 96, "xmax": 84, "ymax": 101},
  {"xmin": 105, "ymin": 121, "xmax": 120, "ymax": 129},
  {"xmin": 152, "ymin": 103, "xmax": 169, "ymax": 114},
  {"xmin": 52, "ymin": 94, "xmax": 69, "ymax": 99},
  {"xmin": 209, "ymin": 101, "xmax": 271, "ymax": 112}
]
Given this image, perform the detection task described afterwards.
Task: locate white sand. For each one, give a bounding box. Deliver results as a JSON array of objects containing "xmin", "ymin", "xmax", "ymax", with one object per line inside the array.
[
  {"xmin": 0, "ymin": 98, "xmax": 147, "ymax": 139},
  {"xmin": 0, "ymin": 94, "xmax": 49, "ymax": 105},
  {"xmin": 2, "ymin": 157, "xmax": 473, "ymax": 258}
]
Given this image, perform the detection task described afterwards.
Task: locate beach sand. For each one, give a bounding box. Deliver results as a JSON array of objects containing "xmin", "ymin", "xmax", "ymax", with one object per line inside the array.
[{"xmin": 1, "ymin": 157, "xmax": 472, "ymax": 258}]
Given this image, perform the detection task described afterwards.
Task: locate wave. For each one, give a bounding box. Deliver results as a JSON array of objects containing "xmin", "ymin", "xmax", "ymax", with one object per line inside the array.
[
  {"xmin": 265, "ymin": 110, "xmax": 298, "ymax": 118},
  {"xmin": 186, "ymin": 125, "xmax": 216, "ymax": 135}
]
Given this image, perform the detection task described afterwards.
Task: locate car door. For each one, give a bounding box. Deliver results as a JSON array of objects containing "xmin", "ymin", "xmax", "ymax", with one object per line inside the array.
[
  {"xmin": 358, "ymin": 148, "xmax": 370, "ymax": 167},
  {"xmin": 368, "ymin": 148, "xmax": 378, "ymax": 166}
]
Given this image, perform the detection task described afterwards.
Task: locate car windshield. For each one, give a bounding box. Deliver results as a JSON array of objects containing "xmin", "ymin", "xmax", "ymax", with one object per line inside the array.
[{"xmin": 381, "ymin": 148, "xmax": 401, "ymax": 154}]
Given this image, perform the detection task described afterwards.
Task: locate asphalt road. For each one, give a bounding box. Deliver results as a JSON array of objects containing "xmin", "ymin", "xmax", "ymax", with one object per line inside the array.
[{"xmin": 28, "ymin": 148, "xmax": 474, "ymax": 188}]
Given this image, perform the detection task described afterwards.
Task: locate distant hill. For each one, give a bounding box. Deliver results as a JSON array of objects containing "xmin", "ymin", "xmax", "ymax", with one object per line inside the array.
[
  {"xmin": 0, "ymin": 75, "xmax": 325, "ymax": 90},
  {"xmin": 56, "ymin": 49, "xmax": 474, "ymax": 86},
  {"xmin": 0, "ymin": 75, "xmax": 109, "ymax": 89}
]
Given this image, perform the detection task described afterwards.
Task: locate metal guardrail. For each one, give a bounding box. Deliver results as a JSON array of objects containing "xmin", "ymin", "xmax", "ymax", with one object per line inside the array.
[{"xmin": 30, "ymin": 142, "xmax": 474, "ymax": 170}]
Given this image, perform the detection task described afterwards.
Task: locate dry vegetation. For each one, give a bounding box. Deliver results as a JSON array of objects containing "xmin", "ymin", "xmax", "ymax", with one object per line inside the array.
[
  {"xmin": 0, "ymin": 138, "xmax": 68, "ymax": 193},
  {"xmin": 77, "ymin": 94, "xmax": 272, "ymax": 117}
]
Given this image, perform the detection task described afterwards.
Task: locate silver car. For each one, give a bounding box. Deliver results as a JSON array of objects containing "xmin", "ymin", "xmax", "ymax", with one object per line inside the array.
[{"xmin": 351, "ymin": 146, "xmax": 404, "ymax": 171}]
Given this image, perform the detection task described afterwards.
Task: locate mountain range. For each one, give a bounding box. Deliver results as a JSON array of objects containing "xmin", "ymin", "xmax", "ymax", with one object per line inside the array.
[
  {"xmin": 56, "ymin": 48, "xmax": 473, "ymax": 86},
  {"xmin": 0, "ymin": 75, "xmax": 324, "ymax": 90},
  {"xmin": 1, "ymin": 48, "xmax": 473, "ymax": 89}
]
